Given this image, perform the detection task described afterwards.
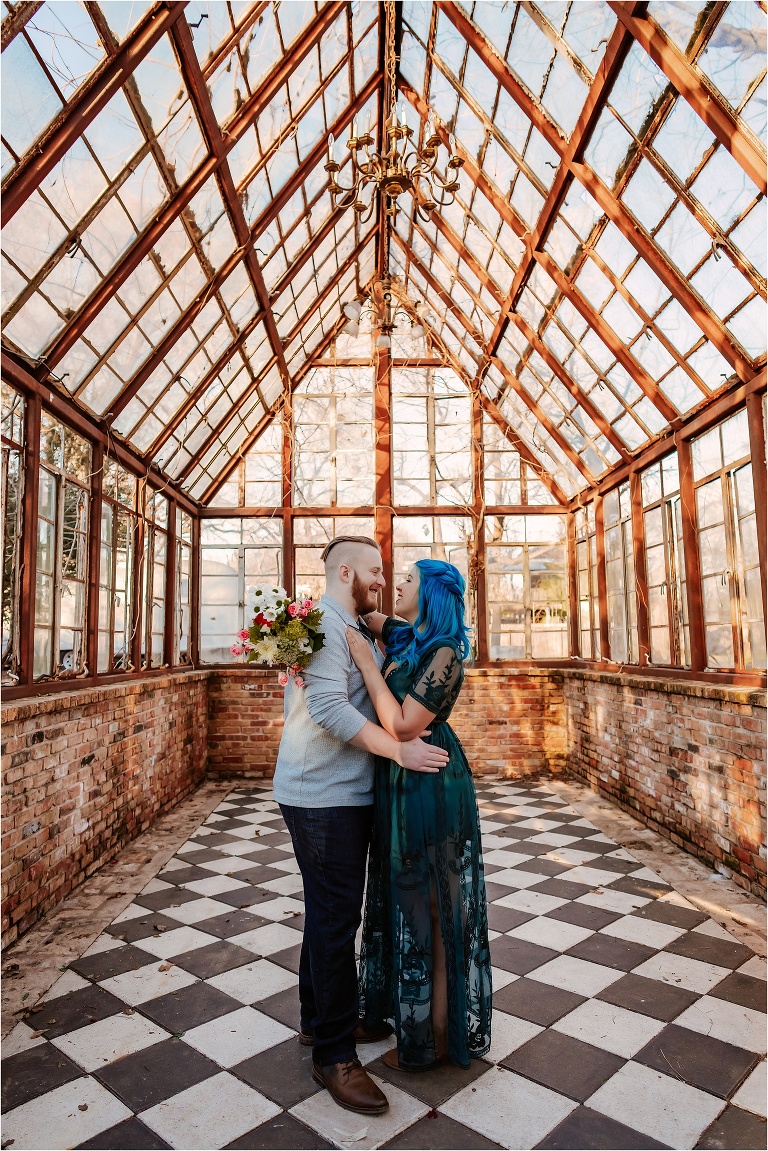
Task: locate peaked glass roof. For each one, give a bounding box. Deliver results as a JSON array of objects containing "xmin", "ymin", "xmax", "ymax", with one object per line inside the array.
[{"xmin": 1, "ymin": 0, "xmax": 765, "ymax": 506}]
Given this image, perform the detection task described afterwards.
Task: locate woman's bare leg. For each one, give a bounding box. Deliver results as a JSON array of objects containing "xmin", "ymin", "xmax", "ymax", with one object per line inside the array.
[{"xmin": 430, "ymin": 888, "xmax": 448, "ymax": 1060}]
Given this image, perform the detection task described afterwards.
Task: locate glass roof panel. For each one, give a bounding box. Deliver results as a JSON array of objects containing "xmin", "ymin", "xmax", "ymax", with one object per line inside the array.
[{"xmin": 2, "ymin": 1, "xmax": 765, "ymax": 505}]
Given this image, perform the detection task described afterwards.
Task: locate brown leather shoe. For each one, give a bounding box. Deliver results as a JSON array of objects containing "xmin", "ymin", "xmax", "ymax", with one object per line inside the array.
[
  {"xmin": 299, "ymin": 1020, "xmax": 393, "ymax": 1046},
  {"xmin": 312, "ymin": 1059, "xmax": 389, "ymax": 1115}
]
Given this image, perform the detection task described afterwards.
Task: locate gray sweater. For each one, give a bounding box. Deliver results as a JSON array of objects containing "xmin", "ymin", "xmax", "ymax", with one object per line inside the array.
[{"xmin": 272, "ymin": 594, "xmax": 385, "ymax": 808}]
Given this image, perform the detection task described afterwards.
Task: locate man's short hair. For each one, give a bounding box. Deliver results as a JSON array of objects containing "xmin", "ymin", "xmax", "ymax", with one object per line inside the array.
[{"xmin": 321, "ymin": 534, "xmax": 381, "ymax": 564}]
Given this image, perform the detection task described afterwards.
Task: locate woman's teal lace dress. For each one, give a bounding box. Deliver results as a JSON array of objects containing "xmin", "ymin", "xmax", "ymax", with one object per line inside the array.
[{"xmin": 358, "ymin": 620, "xmax": 492, "ymax": 1069}]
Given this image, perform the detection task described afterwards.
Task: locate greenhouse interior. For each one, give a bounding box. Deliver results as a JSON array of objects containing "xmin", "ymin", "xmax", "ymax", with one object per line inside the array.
[{"xmin": 1, "ymin": 0, "xmax": 766, "ymax": 1148}]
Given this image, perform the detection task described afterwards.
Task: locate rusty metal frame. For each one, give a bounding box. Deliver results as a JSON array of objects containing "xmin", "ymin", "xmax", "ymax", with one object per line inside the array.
[
  {"xmin": 163, "ymin": 499, "xmax": 177, "ymax": 667},
  {"xmin": 171, "ymin": 19, "xmax": 291, "ymax": 396},
  {"xmin": 746, "ymin": 390, "xmax": 767, "ymax": 625},
  {"xmin": 486, "ymin": 14, "xmax": 637, "ymax": 347},
  {"xmin": 1, "ymin": 1, "xmax": 44, "ymax": 50},
  {"xmin": 471, "ymin": 388, "xmax": 489, "ymax": 664}
]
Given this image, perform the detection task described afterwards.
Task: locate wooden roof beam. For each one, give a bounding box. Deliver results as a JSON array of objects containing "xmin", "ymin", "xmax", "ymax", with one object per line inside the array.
[
  {"xmin": 171, "ymin": 19, "xmax": 291, "ymax": 396},
  {"xmin": 435, "ymin": 0, "xmax": 756, "ymax": 382},
  {"xmin": 610, "ymin": 3, "xmax": 767, "ymax": 195},
  {"xmin": 536, "ymin": 249, "xmax": 679, "ymax": 425},
  {"xmin": 1, "ymin": 1, "xmax": 44, "ymax": 50},
  {"xmin": 402, "ymin": 236, "xmax": 594, "ymax": 483},
  {"xmin": 568, "ymin": 367, "xmax": 767, "ymax": 505},
  {"xmin": 404, "ymin": 200, "xmax": 631, "ymax": 462},
  {"xmin": 505, "ymin": 312, "xmax": 632, "ymax": 462},
  {"xmin": 38, "ymin": 3, "xmax": 350, "ymax": 373},
  {"xmin": 147, "ymin": 201, "xmax": 355, "ymax": 457},
  {"xmin": 199, "ymin": 316, "xmax": 348, "ymax": 505},
  {"xmin": 2, "ymin": 1, "xmax": 185, "ymax": 222},
  {"xmin": 399, "ymin": 78, "xmax": 529, "ymax": 241},
  {"xmin": 489, "ymin": 357, "xmax": 597, "ymax": 485},
  {"xmin": 178, "ymin": 229, "xmax": 376, "ymax": 483},
  {"xmin": 487, "ymin": 13, "xmax": 638, "ymax": 353},
  {"xmin": 481, "ymin": 393, "xmax": 569, "ymax": 506},
  {"xmin": 407, "ymin": 308, "xmax": 570, "ymax": 505}
]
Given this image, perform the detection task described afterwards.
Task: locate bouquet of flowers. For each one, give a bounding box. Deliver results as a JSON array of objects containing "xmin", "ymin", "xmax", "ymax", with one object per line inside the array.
[{"xmin": 231, "ymin": 586, "xmax": 324, "ymax": 686}]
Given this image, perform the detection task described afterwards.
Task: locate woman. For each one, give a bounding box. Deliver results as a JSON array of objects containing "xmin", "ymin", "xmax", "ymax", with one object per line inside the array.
[{"xmin": 346, "ymin": 559, "xmax": 491, "ymax": 1072}]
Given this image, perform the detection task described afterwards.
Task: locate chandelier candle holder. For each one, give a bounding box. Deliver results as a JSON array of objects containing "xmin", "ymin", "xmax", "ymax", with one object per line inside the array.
[{"xmin": 325, "ymin": 103, "xmax": 464, "ymax": 226}]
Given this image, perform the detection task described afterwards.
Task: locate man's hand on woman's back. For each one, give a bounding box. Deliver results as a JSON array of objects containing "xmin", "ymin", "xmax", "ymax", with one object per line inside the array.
[{"xmin": 397, "ymin": 732, "xmax": 449, "ymax": 773}]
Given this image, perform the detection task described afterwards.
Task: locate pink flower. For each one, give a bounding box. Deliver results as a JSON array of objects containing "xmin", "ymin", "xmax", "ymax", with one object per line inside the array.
[
  {"xmin": 293, "ymin": 675, "xmax": 305, "ymax": 688},
  {"xmin": 230, "ymin": 643, "xmax": 245, "ymax": 657},
  {"xmin": 237, "ymin": 629, "xmax": 250, "ymax": 641},
  {"xmin": 287, "ymin": 603, "xmax": 299, "ymax": 617},
  {"xmin": 278, "ymin": 671, "xmax": 289, "ymax": 686}
]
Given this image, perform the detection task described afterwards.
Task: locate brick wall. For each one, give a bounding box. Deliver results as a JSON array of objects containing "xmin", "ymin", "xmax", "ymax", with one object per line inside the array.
[
  {"xmin": 563, "ymin": 671, "xmax": 767, "ymax": 898},
  {"xmin": 4, "ymin": 665, "xmax": 765, "ymax": 946},
  {"xmin": 207, "ymin": 669, "xmax": 286, "ymax": 777},
  {"xmin": 1, "ymin": 672, "xmax": 207, "ymax": 947},
  {"xmin": 205, "ymin": 667, "xmax": 567, "ymax": 780}
]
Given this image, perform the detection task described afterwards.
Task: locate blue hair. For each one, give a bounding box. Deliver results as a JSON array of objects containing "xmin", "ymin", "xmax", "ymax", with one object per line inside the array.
[{"xmin": 386, "ymin": 559, "xmax": 471, "ymax": 675}]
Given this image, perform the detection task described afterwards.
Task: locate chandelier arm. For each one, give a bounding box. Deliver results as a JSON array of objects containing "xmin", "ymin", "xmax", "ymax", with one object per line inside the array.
[
  {"xmin": 429, "ymin": 168, "xmax": 458, "ymax": 191},
  {"xmin": 356, "ymin": 193, "xmax": 378, "ymax": 226},
  {"xmin": 411, "ymin": 152, "xmax": 440, "ymax": 179},
  {"xmin": 331, "ymin": 184, "xmax": 363, "ymax": 209}
]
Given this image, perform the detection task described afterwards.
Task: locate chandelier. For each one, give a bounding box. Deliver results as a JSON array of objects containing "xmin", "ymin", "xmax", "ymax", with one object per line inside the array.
[
  {"xmin": 324, "ymin": 0, "xmax": 463, "ymax": 226},
  {"xmin": 341, "ymin": 278, "xmax": 433, "ymax": 350}
]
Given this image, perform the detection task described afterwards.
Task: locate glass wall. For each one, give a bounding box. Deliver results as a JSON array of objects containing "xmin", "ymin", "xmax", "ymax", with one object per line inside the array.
[
  {"xmin": 1, "ymin": 387, "xmax": 764, "ymax": 685},
  {"xmin": 199, "ymin": 518, "xmax": 282, "ymax": 663},
  {"xmin": 575, "ymin": 503, "xmax": 600, "ymax": 659},
  {"xmin": 486, "ymin": 515, "xmax": 569, "ymax": 659},
  {"xmin": 604, "ymin": 482, "xmax": 637, "ymax": 663},
  {"xmin": 35, "ymin": 414, "xmax": 91, "ymax": 678},
  {"xmin": 392, "ymin": 369, "xmax": 472, "ymax": 507},
  {"xmin": 1, "ymin": 385, "xmax": 24, "ymax": 684},
  {"xmin": 641, "ymin": 452, "xmax": 689, "ymax": 667},
  {"xmin": 293, "ymin": 368, "xmax": 374, "ymax": 507},
  {"xmin": 175, "ymin": 511, "xmax": 192, "ymax": 665},
  {"xmin": 98, "ymin": 458, "xmax": 137, "ymax": 673},
  {"xmin": 693, "ymin": 409, "xmax": 765, "ymax": 670},
  {"xmin": 142, "ymin": 488, "xmax": 168, "ymax": 668},
  {"xmin": 295, "ymin": 516, "xmax": 376, "ymax": 599}
]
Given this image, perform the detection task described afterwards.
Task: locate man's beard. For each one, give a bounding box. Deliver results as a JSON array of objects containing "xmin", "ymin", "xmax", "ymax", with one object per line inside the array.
[{"xmin": 351, "ymin": 573, "xmax": 379, "ymax": 615}]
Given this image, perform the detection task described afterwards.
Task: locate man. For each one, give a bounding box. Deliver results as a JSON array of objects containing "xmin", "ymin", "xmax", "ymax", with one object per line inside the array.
[{"xmin": 274, "ymin": 535, "xmax": 448, "ymax": 1115}]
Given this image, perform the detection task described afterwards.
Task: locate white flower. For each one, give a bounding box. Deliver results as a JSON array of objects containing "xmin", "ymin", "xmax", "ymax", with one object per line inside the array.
[
  {"xmin": 255, "ymin": 636, "xmax": 279, "ymax": 665},
  {"xmin": 263, "ymin": 607, "xmax": 278, "ymax": 622},
  {"xmin": 299, "ymin": 637, "xmax": 312, "ymax": 653}
]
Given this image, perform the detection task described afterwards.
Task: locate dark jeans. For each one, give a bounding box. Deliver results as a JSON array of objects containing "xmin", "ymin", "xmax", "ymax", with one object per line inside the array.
[{"xmin": 280, "ymin": 803, "xmax": 373, "ymax": 1066}]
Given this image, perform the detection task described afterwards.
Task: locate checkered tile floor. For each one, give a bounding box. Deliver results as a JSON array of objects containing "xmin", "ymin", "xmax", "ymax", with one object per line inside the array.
[{"xmin": 3, "ymin": 781, "xmax": 766, "ymax": 1150}]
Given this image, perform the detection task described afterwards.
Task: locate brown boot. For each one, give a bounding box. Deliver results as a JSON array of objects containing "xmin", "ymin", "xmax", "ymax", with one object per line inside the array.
[
  {"xmin": 312, "ymin": 1059, "xmax": 389, "ymax": 1115},
  {"xmin": 299, "ymin": 1020, "xmax": 393, "ymax": 1046}
]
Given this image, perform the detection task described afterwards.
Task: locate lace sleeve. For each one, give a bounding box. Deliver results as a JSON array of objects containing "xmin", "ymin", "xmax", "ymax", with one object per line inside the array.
[{"xmin": 408, "ymin": 646, "xmax": 463, "ymax": 715}]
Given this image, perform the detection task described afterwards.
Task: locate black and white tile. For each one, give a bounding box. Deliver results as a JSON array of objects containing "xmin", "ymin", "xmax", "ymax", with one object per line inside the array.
[{"xmin": 2, "ymin": 782, "xmax": 766, "ymax": 1150}]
